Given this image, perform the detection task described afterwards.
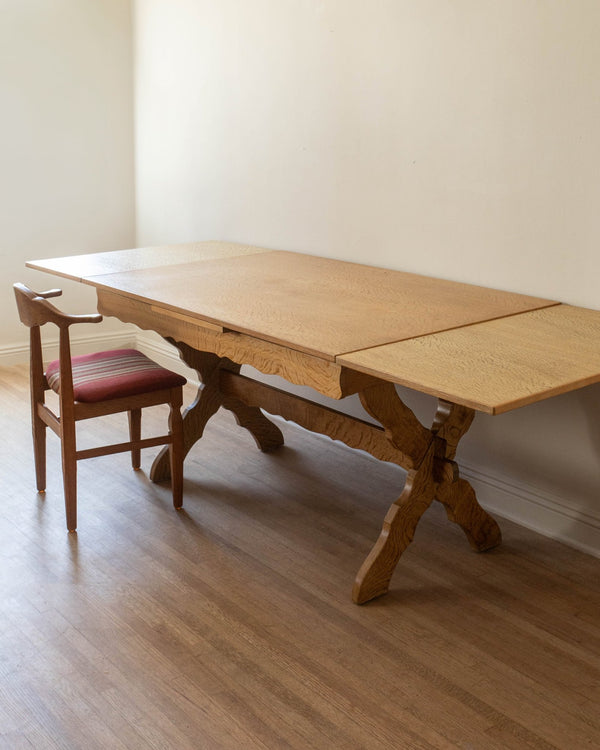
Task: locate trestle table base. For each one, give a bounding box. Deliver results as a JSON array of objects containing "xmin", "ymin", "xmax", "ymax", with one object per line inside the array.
[{"xmin": 155, "ymin": 340, "xmax": 501, "ymax": 604}]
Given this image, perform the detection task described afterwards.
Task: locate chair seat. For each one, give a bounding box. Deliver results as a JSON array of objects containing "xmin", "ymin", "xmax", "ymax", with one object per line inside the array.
[{"xmin": 45, "ymin": 348, "xmax": 187, "ymax": 403}]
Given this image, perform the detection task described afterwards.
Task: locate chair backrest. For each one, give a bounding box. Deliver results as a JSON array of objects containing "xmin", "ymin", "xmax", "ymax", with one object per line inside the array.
[
  {"xmin": 14, "ymin": 283, "xmax": 102, "ymax": 329},
  {"xmin": 14, "ymin": 283, "xmax": 103, "ymax": 405}
]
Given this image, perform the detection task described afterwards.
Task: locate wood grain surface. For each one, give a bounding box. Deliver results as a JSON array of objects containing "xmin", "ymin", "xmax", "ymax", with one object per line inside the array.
[
  {"xmin": 339, "ymin": 304, "xmax": 600, "ymax": 414},
  {"xmin": 82, "ymin": 250, "xmax": 555, "ymax": 360},
  {"xmin": 218, "ymin": 370, "xmax": 411, "ymax": 468},
  {"xmin": 97, "ymin": 289, "xmax": 380, "ymax": 399},
  {"xmin": 26, "ymin": 241, "xmax": 271, "ymax": 282}
]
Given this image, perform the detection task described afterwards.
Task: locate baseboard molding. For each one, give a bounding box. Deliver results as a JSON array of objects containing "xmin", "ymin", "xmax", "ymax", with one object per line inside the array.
[
  {"xmin": 0, "ymin": 331, "xmax": 136, "ymax": 366},
  {"xmin": 460, "ymin": 462, "xmax": 600, "ymax": 559}
]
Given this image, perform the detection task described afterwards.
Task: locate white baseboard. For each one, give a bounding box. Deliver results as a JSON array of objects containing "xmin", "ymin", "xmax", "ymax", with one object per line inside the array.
[{"xmin": 460, "ymin": 462, "xmax": 600, "ymax": 559}]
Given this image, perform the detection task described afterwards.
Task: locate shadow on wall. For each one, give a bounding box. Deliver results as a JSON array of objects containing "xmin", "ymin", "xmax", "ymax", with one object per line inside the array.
[
  {"xmin": 461, "ymin": 382, "xmax": 600, "ymax": 515},
  {"xmin": 583, "ymin": 383, "xmax": 600, "ymax": 458}
]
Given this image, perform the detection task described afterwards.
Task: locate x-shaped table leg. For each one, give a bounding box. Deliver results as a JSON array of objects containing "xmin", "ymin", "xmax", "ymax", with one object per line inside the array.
[
  {"xmin": 150, "ymin": 344, "xmax": 500, "ymax": 606},
  {"xmin": 353, "ymin": 385, "xmax": 501, "ymax": 604}
]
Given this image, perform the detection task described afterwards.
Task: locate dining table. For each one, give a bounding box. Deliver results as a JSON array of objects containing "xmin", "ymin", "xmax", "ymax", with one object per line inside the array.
[{"xmin": 27, "ymin": 241, "xmax": 600, "ymax": 603}]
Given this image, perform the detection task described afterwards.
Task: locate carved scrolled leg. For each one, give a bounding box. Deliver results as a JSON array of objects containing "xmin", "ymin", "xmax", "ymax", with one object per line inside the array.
[
  {"xmin": 435, "ymin": 468, "xmax": 502, "ymax": 551},
  {"xmin": 432, "ymin": 400, "xmax": 502, "ymax": 552},
  {"xmin": 150, "ymin": 341, "xmax": 283, "ymax": 482},
  {"xmin": 353, "ymin": 384, "xmax": 436, "ymax": 603},
  {"xmin": 358, "ymin": 382, "xmax": 431, "ymax": 469},
  {"xmin": 352, "ymin": 446, "xmax": 436, "ymax": 604},
  {"xmin": 432, "ymin": 399, "xmax": 475, "ymax": 460},
  {"xmin": 150, "ymin": 347, "xmax": 222, "ymax": 482},
  {"xmin": 353, "ymin": 391, "xmax": 502, "ymax": 603}
]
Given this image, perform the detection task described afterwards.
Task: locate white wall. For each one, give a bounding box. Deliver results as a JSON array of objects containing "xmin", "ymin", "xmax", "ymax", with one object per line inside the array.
[
  {"xmin": 133, "ymin": 0, "xmax": 600, "ymax": 555},
  {"xmin": 133, "ymin": 0, "xmax": 600, "ymax": 305},
  {"xmin": 0, "ymin": 0, "xmax": 136, "ymax": 355}
]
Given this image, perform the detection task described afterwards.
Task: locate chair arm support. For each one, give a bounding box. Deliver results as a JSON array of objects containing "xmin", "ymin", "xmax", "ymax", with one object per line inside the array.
[
  {"xmin": 36, "ymin": 289, "xmax": 63, "ymax": 300},
  {"xmin": 68, "ymin": 313, "xmax": 103, "ymax": 325}
]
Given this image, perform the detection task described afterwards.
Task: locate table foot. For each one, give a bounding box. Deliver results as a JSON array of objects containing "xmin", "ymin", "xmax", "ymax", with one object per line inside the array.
[
  {"xmin": 221, "ymin": 393, "xmax": 284, "ymax": 453},
  {"xmin": 352, "ymin": 446, "xmax": 436, "ymax": 604}
]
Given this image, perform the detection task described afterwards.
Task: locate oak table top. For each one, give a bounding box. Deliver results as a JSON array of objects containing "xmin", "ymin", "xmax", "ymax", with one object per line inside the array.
[
  {"xmin": 29, "ymin": 241, "xmax": 558, "ymax": 361},
  {"xmin": 27, "ymin": 240, "xmax": 600, "ymax": 413},
  {"xmin": 340, "ymin": 304, "xmax": 600, "ymax": 414}
]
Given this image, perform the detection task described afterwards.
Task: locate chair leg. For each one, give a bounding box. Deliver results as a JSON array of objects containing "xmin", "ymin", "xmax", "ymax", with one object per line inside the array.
[
  {"xmin": 32, "ymin": 411, "xmax": 47, "ymax": 492},
  {"xmin": 61, "ymin": 423, "xmax": 78, "ymax": 532},
  {"xmin": 129, "ymin": 408, "xmax": 142, "ymax": 469},
  {"xmin": 169, "ymin": 391, "xmax": 184, "ymax": 510},
  {"xmin": 28, "ymin": 328, "xmax": 47, "ymax": 492}
]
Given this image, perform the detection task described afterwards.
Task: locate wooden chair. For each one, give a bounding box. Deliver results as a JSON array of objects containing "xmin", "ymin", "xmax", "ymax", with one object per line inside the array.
[{"xmin": 14, "ymin": 283, "xmax": 186, "ymax": 531}]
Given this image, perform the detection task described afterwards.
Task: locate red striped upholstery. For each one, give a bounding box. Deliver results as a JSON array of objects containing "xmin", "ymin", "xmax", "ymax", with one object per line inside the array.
[{"xmin": 45, "ymin": 349, "xmax": 186, "ymax": 403}]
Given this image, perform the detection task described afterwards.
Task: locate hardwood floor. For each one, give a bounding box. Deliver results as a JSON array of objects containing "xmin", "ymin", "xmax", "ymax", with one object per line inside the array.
[{"xmin": 1, "ymin": 363, "xmax": 599, "ymax": 749}]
